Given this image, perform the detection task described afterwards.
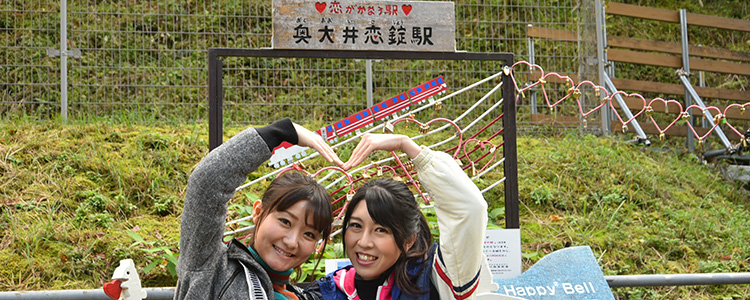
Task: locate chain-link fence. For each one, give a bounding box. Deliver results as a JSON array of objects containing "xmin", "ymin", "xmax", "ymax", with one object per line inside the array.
[{"xmin": 1, "ymin": 0, "xmax": 592, "ymax": 128}]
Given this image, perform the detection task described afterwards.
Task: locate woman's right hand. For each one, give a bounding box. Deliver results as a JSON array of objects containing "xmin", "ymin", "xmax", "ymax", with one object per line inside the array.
[
  {"xmin": 293, "ymin": 123, "xmax": 344, "ymax": 168},
  {"xmin": 343, "ymin": 134, "xmax": 421, "ymax": 171}
]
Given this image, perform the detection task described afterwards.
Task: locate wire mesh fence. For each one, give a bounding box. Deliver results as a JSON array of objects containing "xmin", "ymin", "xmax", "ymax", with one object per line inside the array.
[
  {"xmin": 1, "ymin": 0, "xmax": 60, "ymax": 118},
  {"xmin": 1, "ymin": 0, "xmax": 591, "ymax": 128}
]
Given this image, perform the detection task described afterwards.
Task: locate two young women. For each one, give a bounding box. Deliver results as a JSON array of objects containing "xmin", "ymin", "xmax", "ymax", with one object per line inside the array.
[{"xmin": 176, "ymin": 119, "xmax": 488, "ymax": 300}]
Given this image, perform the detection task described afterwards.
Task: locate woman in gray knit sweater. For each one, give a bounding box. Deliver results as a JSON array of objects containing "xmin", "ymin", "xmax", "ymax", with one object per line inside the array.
[{"xmin": 176, "ymin": 118, "xmax": 343, "ymax": 300}]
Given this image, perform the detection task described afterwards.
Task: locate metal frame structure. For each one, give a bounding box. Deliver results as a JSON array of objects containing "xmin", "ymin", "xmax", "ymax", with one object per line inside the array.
[
  {"xmin": 677, "ymin": 9, "xmax": 732, "ymax": 151},
  {"xmin": 595, "ymin": 0, "xmax": 650, "ymax": 145},
  {"xmin": 2, "ymin": 273, "xmax": 750, "ymax": 299},
  {"xmin": 599, "ymin": 1, "xmax": 745, "ymax": 151},
  {"xmin": 207, "ymin": 48, "xmax": 519, "ymax": 229}
]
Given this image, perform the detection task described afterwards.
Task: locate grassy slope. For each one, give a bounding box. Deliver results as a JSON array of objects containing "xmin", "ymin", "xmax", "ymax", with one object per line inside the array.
[
  {"xmin": 0, "ymin": 1, "xmax": 748, "ymax": 297},
  {"xmin": 1, "ymin": 119, "xmax": 749, "ymax": 299},
  {"xmin": 516, "ymin": 134, "xmax": 750, "ymax": 299}
]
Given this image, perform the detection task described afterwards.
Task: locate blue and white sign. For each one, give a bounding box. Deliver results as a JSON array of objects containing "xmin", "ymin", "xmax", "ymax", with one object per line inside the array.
[
  {"xmin": 325, "ymin": 258, "xmax": 352, "ymax": 274},
  {"xmin": 492, "ymin": 246, "xmax": 615, "ymax": 300}
]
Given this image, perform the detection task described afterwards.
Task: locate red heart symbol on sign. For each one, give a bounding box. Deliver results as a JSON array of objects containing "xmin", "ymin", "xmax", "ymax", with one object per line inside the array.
[
  {"xmin": 103, "ymin": 280, "xmax": 122, "ymax": 300},
  {"xmin": 402, "ymin": 5, "xmax": 412, "ymax": 15},
  {"xmin": 315, "ymin": 2, "xmax": 326, "ymax": 13}
]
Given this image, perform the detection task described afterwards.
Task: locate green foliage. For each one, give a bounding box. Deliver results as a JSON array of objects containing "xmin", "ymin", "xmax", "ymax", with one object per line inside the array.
[
  {"xmin": 126, "ymin": 230, "xmax": 179, "ymax": 278},
  {"xmin": 2, "ymin": 119, "xmax": 750, "ymax": 298},
  {"xmin": 530, "ymin": 186, "xmax": 554, "ymax": 206},
  {"xmin": 295, "ymin": 243, "xmax": 344, "ymax": 283},
  {"xmin": 74, "ymin": 191, "xmax": 114, "ymax": 228},
  {"xmin": 516, "ymin": 133, "xmax": 750, "ymax": 299},
  {"xmin": 1, "ymin": 0, "xmax": 749, "ymax": 297},
  {"xmin": 153, "ymin": 196, "xmax": 178, "ymax": 216}
]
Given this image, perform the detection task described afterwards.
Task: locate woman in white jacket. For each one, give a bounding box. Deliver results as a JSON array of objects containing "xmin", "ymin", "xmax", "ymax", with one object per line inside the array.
[{"xmin": 310, "ymin": 134, "xmax": 488, "ymax": 300}]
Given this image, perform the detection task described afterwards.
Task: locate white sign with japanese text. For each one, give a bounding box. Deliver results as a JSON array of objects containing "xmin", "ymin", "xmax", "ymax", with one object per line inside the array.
[
  {"xmin": 484, "ymin": 228, "xmax": 523, "ymax": 279},
  {"xmin": 273, "ymin": 0, "xmax": 456, "ymax": 52}
]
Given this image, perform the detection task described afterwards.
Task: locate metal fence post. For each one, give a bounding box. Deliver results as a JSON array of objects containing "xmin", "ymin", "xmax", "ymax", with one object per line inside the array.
[
  {"xmin": 527, "ymin": 24, "xmax": 537, "ymax": 115},
  {"xmin": 502, "ymin": 64, "xmax": 519, "ymax": 229},
  {"xmin": 208, "ymin": 49, "xmax": 224, "ymax": 151},
  {"xmin": 680, "ymin": 9, "xmax": 695, "ymax": 152},
  {"xmin": 366, "ymin": 59, "xmax": 374, "ymax": 108},
  {"xmin": 47, "ymin": 0, "xmax": 81, "ymax": 121},
  {"xmin": 60, "ymin": 0, "xmax": 69, "ymax": 121},
  {"xmin": 595, "ymin": 0, "xmax": 610, "ymax": 135}
]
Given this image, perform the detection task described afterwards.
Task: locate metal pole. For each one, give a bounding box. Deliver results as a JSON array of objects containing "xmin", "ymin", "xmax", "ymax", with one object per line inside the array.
[
  {"xmin": 366, "ymin": 59, "xmax": 373, "ymax": 107},
  {"xmin": 603, "ymin": 73, "xmax": 650, "ymax": 145},
  {"xmin": 700, "ymin": 70, "xmax": 709, "ymax": 128},
  {"xmin": 60, "ymin": 0, "xmax": 68, "ymax": 121},
  {"xmin": 208, "ymin": 49, "xmax": 224, "ymax": 151},
  {"xmin": 0, "ymin": 288, "xmax": 175, "ymax": 300},
  {"xmin": 698, "ymin": 51, "xmax": 709, "ymax": 128},
  {"xmin": 678, "ymin": 73, "xmax": 733, "ymax": 149},
  {"xmin": 595, "ymin": 0, "xmax": 610, "ymax": 135},
  {"xmin": 206, "ymin": 49, "xmax": 514, "ymax": 151},
  {"xmin": 502, "ymin": 63, "xmax": 519, "ymax": 229},
  {"xmin": 3, "ymin": 272, "xmax": 750, "ymax": 298},
  {"xmin": 680, "ymin": 9, "xmax": 694, "ymax": 152},
  {"xmin": 605, "ymin": 273, "xmax": 750, "ymax": 288},
  {"xmin": 526, "ymin": 24, "xmax": 537, "ymax": 115}
]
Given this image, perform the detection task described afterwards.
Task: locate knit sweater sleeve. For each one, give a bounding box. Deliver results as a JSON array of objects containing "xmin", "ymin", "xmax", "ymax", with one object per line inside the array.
[{"xmin": 177, "ymin": 119, "xmax": 297, "ymax": 273}]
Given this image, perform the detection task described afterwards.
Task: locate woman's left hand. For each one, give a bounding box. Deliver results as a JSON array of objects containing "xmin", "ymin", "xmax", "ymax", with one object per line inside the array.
[
  {"xmin": 294, "ymin": 123, "xmax": 344, "ymax": 168},
  {"xmin": 343, "ymin": 134, "xmax": 421, "ymax": 170}
]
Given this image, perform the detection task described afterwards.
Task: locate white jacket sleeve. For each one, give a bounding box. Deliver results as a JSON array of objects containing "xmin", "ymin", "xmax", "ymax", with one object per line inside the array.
[{"xmin": 412, "ymin": 148, "xmax": 488, "ymax": 300}]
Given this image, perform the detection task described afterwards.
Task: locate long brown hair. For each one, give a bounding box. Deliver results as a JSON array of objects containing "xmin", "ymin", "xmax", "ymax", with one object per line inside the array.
[{"xmin": 342, "ymin": 179, "xmax": 432, "ymax": 296}]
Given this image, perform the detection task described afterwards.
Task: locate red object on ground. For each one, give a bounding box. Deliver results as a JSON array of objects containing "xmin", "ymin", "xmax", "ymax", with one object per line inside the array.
[{"xmin": 103, "ymin": 279, "xmax": 122, "ymax": 300}]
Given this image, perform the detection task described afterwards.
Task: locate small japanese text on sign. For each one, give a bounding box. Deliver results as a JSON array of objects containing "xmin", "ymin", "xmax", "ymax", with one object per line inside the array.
[{"xmin": 273, "ymin": 0, "xmax": 456, "ymax": 52}]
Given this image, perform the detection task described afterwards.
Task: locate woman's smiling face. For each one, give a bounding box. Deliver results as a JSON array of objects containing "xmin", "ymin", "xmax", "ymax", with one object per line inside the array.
[
  {"xmin": 252, "ymin": 200, "xmax": 320, "ymax": 271},
  {"xmin": 344, "ymin": 200, "xmax": 403, "ymax": 280}
]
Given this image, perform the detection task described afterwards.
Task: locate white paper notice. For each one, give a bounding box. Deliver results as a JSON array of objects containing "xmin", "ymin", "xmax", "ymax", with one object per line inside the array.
[
  {"xmin": 483, "ymin": 228, "xmax": 522, "ymax": 279},
  {"xmin": 325, "ymin": 258, "xmax": 352, "ymax": 275}
]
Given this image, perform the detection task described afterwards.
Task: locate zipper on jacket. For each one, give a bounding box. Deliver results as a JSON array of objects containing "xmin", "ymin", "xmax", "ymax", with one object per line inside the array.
[{"xmin": 218, "ymin": 268, "xmax": 242, "ymax": 300}]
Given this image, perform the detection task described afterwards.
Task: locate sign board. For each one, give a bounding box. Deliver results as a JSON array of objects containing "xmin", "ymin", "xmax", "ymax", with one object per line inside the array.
[
  {"xmin": 492, "ymin": 246, "xmax": 615, "ymax": 300},
  {"xmin": 484, "ymin": 229, "xmax": 523, "ymax": 279},
  {"xmin": 273, "ymin": 0, "xmax": 456, "ymax": 52},
  {"xmin": 325, "ymin": 258, "xmax": 352, "ymax": 275}
]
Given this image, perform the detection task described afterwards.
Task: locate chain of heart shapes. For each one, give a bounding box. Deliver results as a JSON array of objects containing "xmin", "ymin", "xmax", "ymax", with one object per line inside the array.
[
  {"xmin": 508, "ymin": 60, "xmax": 750, "ymax": 148},
  {"xmin": 275, "ymin": 115, "xmax": 501, "ymax": 245}
]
